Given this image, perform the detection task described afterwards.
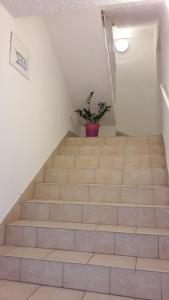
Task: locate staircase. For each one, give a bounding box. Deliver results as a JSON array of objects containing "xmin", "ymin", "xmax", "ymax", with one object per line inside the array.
[{"xmin": 1, "ymin": 135, "xmax": 169, "ymax": 300}]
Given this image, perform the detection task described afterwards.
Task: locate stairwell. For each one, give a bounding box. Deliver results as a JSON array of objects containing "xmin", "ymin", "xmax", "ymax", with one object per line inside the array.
[{"xmin": 1, "ymin": 135, "xmax": 169, "ymax": 300}]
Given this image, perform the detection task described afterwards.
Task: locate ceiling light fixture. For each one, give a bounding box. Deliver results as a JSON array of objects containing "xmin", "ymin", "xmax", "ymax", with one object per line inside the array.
[{"xmin": 115, "ymin": 39, "xmax": 129, "ymax": 53}]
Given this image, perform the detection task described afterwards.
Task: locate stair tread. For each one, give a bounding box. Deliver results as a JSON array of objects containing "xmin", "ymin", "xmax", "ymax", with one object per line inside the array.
[
  {"xmin": 47, "ymin": 166, "xmax": 167, "ymax": 170},
  {"xmin": 35, "ymin": 182, "xmax": 168, "ymax": 187},
  {"xmin": 24, "ymin": 199, "xmax": 169, "ymax": 209},
  {"xmin": 6, "ymin": 220, "xmax": 169, "ymax": 236},
  {"xmin": 1, "ymin": 245, "xmax": 169, "ymax": 273}
]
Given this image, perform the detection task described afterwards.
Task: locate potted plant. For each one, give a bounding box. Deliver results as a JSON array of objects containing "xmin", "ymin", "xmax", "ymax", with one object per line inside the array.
[{"xmin": 75, "ymin": 91, "xmax": 111, "ymax": 137}]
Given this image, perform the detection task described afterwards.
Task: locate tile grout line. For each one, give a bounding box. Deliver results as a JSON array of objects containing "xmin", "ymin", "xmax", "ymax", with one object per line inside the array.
[
  {"xmin": 26, "ymin": 284, "xmax": 41, "ymax": 300},
  {"xmin": 109, "ymin": 267, "xmax": 111, "ymax": 294},
  {"xmin": 161, "ymin": 272, "xmax": 163, "ymax": 300}
]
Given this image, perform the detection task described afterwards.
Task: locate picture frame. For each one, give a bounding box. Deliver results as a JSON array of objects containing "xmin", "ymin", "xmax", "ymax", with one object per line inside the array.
[{"xmin": 9, "ymin": 32, "xmax": 30, "ymax": 79}]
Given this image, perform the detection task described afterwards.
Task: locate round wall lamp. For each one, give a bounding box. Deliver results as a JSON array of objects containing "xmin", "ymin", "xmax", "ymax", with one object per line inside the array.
[{"xmin": 115, "ymin": 39, "xmax": 129, "ymax": 53}]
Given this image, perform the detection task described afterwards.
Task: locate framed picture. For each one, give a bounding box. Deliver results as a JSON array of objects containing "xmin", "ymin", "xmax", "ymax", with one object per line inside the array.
[{"xmin": 9, "ymin": 32, "xmax": 30, "ymax": 79}]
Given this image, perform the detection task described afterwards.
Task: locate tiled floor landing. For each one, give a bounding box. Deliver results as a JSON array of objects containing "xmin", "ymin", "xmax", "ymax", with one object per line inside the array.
[{"xmin": 0, "ymin": 280, "xmax": 145, "ymax": 300}]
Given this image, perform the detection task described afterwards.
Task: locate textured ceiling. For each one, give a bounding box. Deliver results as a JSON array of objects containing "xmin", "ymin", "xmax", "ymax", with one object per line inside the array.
[{"xmin": 0, "ymin": 0, "xmax": 161, "ymax": 17}]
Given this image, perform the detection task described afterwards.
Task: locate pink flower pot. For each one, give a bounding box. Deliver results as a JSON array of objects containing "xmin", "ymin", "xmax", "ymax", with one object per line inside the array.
[{"xmin": 85, "ymin": 123, "xmax": 100, "ymax": 137}]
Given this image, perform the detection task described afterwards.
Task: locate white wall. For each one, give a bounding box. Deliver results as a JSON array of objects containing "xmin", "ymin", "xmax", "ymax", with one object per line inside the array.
[
  {"xmin": 0, "ymin": 4, "xmax": 76, "ymax": 222},
  {"xmin": 46, "ymin": 8, "xmax": 115, "ymax": 127},
  {"xmin": 161, "ymin": 2, "xmax": 169, "ymax": 172},
  {"xmin": 115, "ymin": 24, "xmax": 162, "ymax": 136}
]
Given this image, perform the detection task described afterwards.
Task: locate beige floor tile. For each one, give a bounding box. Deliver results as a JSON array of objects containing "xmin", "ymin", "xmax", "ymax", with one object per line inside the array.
[
  {"xmin": 124, "ymin": 155, "xmax": 150, "ymax": 169},
  {"xmin": 29, "ymin": 286, "xmax": 84, "ymax": 300},
  {"xmin": 99, "ymin": 156, "xmax": 124, "ymax": 168},
  {"xmin": 83, "ymin": 204, "xmax": 117, "ymax": 225},
  {"xmin": 159, "ymin": 236, "xmax": 169, "ymax": 259},
  {"xmin": 37, "ymin": 228, "xmax": 74, "ymax": 250},
  {"xmin": 111, "ymin": 268, "xmax": 161, "ymax": 300},
  {"xmin": 121, "ymin": 186, "xmax": 154, "ymax": 205},
  {"xmin": 121, "ymin": 186, "xmax": 154, "ymax": 204},
  {"xmin": 162, "ymin": 273, "xmax": 169, "ymax": 300},
  {"xmin": 50, "ymin": 203, "xmax": 82, "ymax": 222},
  {"xmin": 97, "ymin": 225, "xmax": 136, "ymax": 234},
  {"xmin": 5, "ymin": 246, "xmax": 53, "ymax": 259},
  {"xmin": 5, "ymin": 225, "xmax": 37, "ymax": 247},
  {"xmin": 118, "ymin": 207, "xmax": 156, "ymax": 228},
  {"xmin": 156, "ymin": 208, "xmax": 169, "ymax": 229},
  {"xmin": 45, "ymin": 168, "xmax": 68, "ymax": 183},
  {"xmin": 84, "ymin": 292, "xmax": 134, "ymax": 300},
  {"xmin": 53, "ymin": 156, "xmax": 75, "ymax": 168},
  {"xmin": 8, "ymin": 219, "xmax": 65, "ymax": 229},
  {"xmin": 75, "ymin": 230, "xmax": 114, "ymax": 254},
  {"xmin": 61, "ymin": 222, "xmax": 97, "ymax": 231},
  {"xmin": 154, "ymin": 187, "xmax": 169, "ymax": 205},
  {"xmin": 65, "ymin": 137, "xmax": 84, "ymax": 146},
  {"xmin": 75, "ymin": 156, "xmax": 98, "ymax": 168},
  {"xmin": 84, "ymin": 138, "xmax": 105, "ymax": 146},
  {"xmin": 123, "ymin": 169, "xmax": 152, "ymax": 186},
  {"xmin": 89, "ymin": 185, "xmax": 121, "ymax": 203},
  {"xmin": 64, "ymin": 263, "xmax": 109, "ymax": 293},
  {"xmin": 137, "ymin": 257, "xmax": 169, "ymax": 273},
  {"xmin": 45, "ymin": 250, "xmax": 92, "ymax": 264},
  {"xmin": 21, "ymin": 259, "xmax": 63, "ymax": 286},
  {"xmin": 90, "ymin": 254, "xmax": 136, "ymax": 269},
  {"xmin": 137, "ymin": 227, "xmax": 169, "ymax": 236},
  {"xmin": 80, "ymin": 146, "xmax": 102, "ymax": 156},
  {"xmin": 60, "ymin": 184, "xmax": 88, "ymax": 201},
  {"xmin": 34, "ymin": 183, "xmax": 60, "ymax": 200},
  {"xmin": 126, "ymin": 136, "xmax": 149, "ymax": 145},
  {"xmin": 102, "ymin": 146, "xmax": 124, "ymax": 156},
  {"xmin": 0, "ymin": 256, "xmax": 20, "ymax": 281},
  {"xmin": 125, "ymin": 145, "xmax": 149, "ymax": 156},
  {"xmin": 115, "ymin": 233, "xmax": 158, "ymax": 258},
  {"xmin": 104, "ymin": 137, "xmax": 126, "ymax": 146},
  {"xmin": 152, "ymin": 168, "xmax": 167, "ymax": 186},
  {"xmin": 69, "ymin": 169, "xmax": 94, "ymax": 184},
  {"xmin": 0, "ymin": 245, "xmax": 17, "ymax": 255},
  {"xmin": 0, "ymin": 280, "xmax": 39, "ymax": 300},
  {"xmin": 150, "ymin": 145, "xmax": 165, "ymax": 155},
  {"xmin": 95, "ymin": 169, "xmax": 123, "ymax": 185},
  {"xmin": 58, "ymin": 146, "xmax": 80, "ymax": 155},
  {"xmin": 149, "ymin": 135, "xmax": 163, "ymax": 145},
  {"xmin": 21, "ymin": 202, "xmax": 50, "ymax": 221},
  {"xmin": 151, "ymin": 155, "xmax": 166, "ymax": 168},
  {"xmin": 136, "ymin": 227, "xmax": 156, "ymax": 235}
]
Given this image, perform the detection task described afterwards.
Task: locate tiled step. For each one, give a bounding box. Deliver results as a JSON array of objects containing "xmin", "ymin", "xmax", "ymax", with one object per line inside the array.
[
  {"xmin": 57, "ymin": 144, "xmax": 165, "ymax": 156},
  {"xmin": 63, "ymin": 136, "xmax": 163, "ymax": 146},
  {"xmin": 53, "ymin": 154, "xmax": 166, "ymax": 169},
  {"xmin": 0, "ymin": 245, "xmax": 168, "ymax": 299},
  {"xmin": 0, "ymin": 280, "xmax": 137, "ymax": 300},
  {"xmin": 44, "ymin": 167, "xmax": 168, "ymax": 186},
  {"xmin": 5, "ymin": 219, "xmax": 169, "ymax": 259},
  {"xmin": 34, "ymin": 183, "xmax": 169, "ymax": 205},
  {"xmin": 21, "ymin": 200, "xmax": 169, "ymax": 229}
]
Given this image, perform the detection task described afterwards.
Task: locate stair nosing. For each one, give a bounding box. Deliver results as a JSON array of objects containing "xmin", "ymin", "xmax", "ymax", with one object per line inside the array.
[{"xmin": 22, "ymin": 199, "xmax": 169, "ymax": 209}]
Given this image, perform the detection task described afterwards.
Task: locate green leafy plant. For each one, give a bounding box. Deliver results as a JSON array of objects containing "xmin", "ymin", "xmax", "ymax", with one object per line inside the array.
[{"xmin": 75, "ymin": 91, "xmax": 111, "ymax": 123}]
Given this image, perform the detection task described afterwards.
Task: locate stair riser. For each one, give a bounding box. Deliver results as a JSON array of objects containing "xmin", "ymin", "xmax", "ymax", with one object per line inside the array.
[
  {"xmin": 5, "ymin": 225, "xmax": 169, "ymax": 259},
  {"xmin": 53, "ymin": 155, "xmax": 166, "ymax": 169},
  {"xmin": 44, "ymin": 168, "xmax": 168, "ymax": 186},
  {"xmin": 34, "ymin": 183, "xmax": 169, "ymax": 205},
  {"xmin": 21, "ymin": 202, "xmax": 169, "ymax": 229},
  {"xmin": 0, "ymin": 256, "xmax": 165, "ymax": 300},
  {"xmin": 64, "ymin": 136, "xmax": 163, "ymax": 147},
  {"xmin": 57, "ymin": 145, "xmax": 165, "ymax": 156}
]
